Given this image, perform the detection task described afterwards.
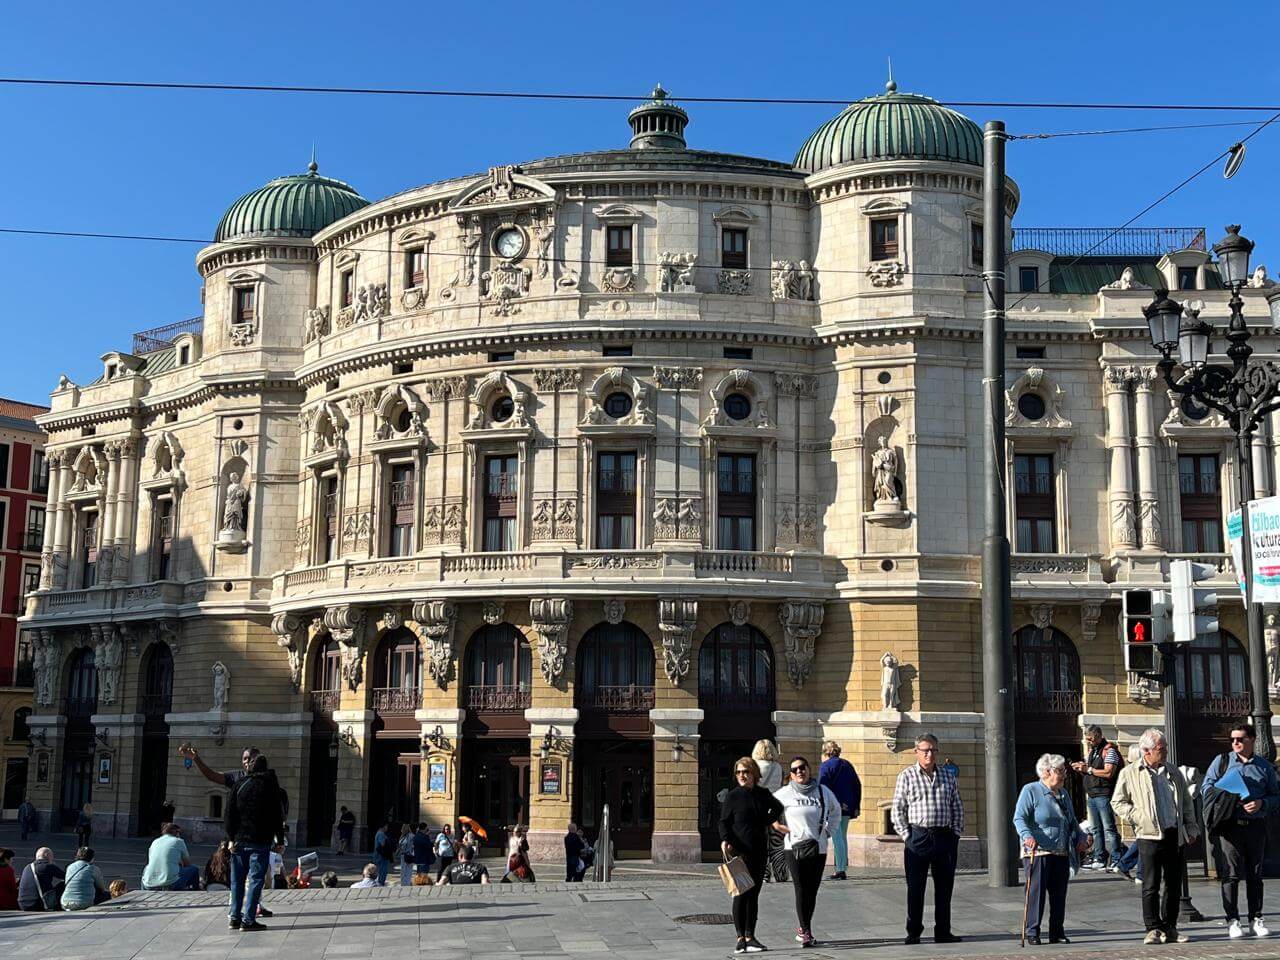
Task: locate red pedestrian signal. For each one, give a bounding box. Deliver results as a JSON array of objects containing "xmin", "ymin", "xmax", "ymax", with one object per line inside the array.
[{"xmin": 1133, "ymin": 621, "xmax": 1146, "ymax": 644}]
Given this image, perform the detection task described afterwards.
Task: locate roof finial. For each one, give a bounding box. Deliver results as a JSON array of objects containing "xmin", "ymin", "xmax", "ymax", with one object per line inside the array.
[
  {"xmin": 886, "ymin": 57, "xmax": 897, "ymax": 95},
  {"xmin": 651, "ymin": 82, "xmax": 667, "ymax": 102},
  {"xmin": 308, "ymin": 144, "xmax": 318, "ymax": 175}
]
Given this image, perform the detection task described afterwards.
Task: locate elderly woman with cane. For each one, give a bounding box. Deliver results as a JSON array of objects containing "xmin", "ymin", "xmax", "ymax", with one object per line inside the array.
[{"xmin": 1013, "ymin": 753, "xmax": 1090, "ymax": 945}]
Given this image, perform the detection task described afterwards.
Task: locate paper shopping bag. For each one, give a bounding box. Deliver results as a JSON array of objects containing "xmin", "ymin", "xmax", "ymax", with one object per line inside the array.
[{"xmin": 718, "ymin": 856, "xmax": 755, "ymax": 897}]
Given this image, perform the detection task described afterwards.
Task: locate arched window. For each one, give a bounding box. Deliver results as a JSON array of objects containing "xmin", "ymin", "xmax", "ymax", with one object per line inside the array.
[
  {"xmin": 12, "ymin": 706, "xmax": 31, "ymax": 742},
  {"xmin": 141, "ymin": 643, "xmax": 173, "ymax": 716},
  {"xmin": 464, "ymin": 624, "xmax": 532, "ymax": 711},
  {"xmin": 372, "ymin": 628, "xmax": 421, "ymax": 714},
  {"xmin": 576, "ymin": 622, "xmax": 655, "ymax": 712},
  {"xmin": 309, "ymin": 636, "xmax": 343, "ymax": 714},
  {"xmin": 1175, "ymin": 630, "xmax": 1250, "ymax": 717},
  {"xmin": 64, "ymin": 648, "xmax": 97, "ymax": 719},
  {"xmin": 1012, "ymin": 625, "xmax": 1081, "ymax": 716},
  {"xmin": 697, "ymin": 623, "xmax": 774, "ymax": 714}
]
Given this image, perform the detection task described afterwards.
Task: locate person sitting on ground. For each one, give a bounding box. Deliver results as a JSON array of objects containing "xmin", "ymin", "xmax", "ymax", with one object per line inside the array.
[
  {"xmin": 141, "ymin": 822, "xmax": 200, "ymax": 891},
  {"xmin": 61, "ymin": 847, "xmax": 110, "ymax": 910},
  {"xmin": 203, "ymin": 839, "xmax": 232, "ymax": 890},
  {"xmin": 320, "ymin": 870, "xmax": 339, "ymax": 889},
  {"xmin": 0, "ymin": 849, "xmax": 18, "ymax": 911},
  {"xmin": 412, "ymin": 872, "xmax": 434, "ymax": 887},
  {"xmin": 17, "ymin": 847, "xmax": 64, "ymax": 911},
  {"xmin": 285, "ymin": 875, "xmax": 302, "ymax": 889},
  {"xmin": 350, "ymin": 863, "xmax": 383, "ymax": 888},
  {"xmin": 108, "ymin": 879, "xmax": 127, "ymax": 899},
  {"xmin": 440, "ymin": 844, "xmax": 490, "ymax": 885}
]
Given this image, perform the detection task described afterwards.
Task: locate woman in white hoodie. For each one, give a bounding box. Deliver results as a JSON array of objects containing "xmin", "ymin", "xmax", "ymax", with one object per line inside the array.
[{"xmin": 774, "ymin": 755, "xmax": 841, "ymax": 948}]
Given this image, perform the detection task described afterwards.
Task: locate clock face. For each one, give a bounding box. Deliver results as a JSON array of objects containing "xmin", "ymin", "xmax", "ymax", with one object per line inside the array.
[{"xmin": 494, "ymin": 228, "xmax": 524, "ymax": 260}]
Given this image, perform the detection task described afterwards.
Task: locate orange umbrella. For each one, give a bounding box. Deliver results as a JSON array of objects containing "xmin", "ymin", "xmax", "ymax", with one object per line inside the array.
[{"xmin": 458, "ymin": 816, "xmax": 488, "ymax": 840}]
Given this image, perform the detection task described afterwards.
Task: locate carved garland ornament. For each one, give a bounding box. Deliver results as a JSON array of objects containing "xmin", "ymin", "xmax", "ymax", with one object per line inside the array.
[
  {"xmin": 779, "ymin": 600, "xmax": 824, "ymax": 689},
  {"xmin": 530, "ymin": 598, "xmax": 572, "ymax": 685},
  {"xmin": 658, "ymin": 598, "xmax": 698, "ymax": 685},
  {"xmin": 413, "ymin": 600, "xmax": 458, "ymax": 688}
]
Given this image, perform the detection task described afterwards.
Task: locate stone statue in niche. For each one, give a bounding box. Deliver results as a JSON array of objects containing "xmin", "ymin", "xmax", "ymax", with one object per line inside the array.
[
  {"xmin": 212, "ymin": 661, "xmax": 230, "ymax": 710},
  {"xmin": 221, "ymin": 473, "xmax": 248, "ymax": 534},
  {"xmin": 871, "ymin": 437, "xmax": 900, "ymax": 506},
  {"xmin": 881, "ymin": 651, "xmax": 901, "ymax": 710}
]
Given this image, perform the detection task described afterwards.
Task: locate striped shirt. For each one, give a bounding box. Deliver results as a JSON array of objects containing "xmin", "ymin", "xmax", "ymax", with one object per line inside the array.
[{"xmin": 891, "ymin": 763, "xmax": 964, "ymax": 838}]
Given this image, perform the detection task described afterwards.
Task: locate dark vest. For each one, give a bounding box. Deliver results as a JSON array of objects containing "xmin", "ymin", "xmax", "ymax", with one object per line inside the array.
[{"xmin": 1084, "ymin": 741, "xmax": 1118, "ymax": 798}]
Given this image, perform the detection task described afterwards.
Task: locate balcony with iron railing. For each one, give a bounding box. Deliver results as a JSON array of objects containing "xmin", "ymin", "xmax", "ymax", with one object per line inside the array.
[
  {"xmin": 310, "ymin": 689, "xmax": 342, "ymax": 714},
  {"xmin": 1014, "ymin": 689, "xmax": 1083, "ymax": 716},
  {"xmin": 390, "ymin": 479, "xmax": 414, "ymax": 506},
  {"xmin": 485, "ymin": 473, "xmax": 518, "ymax": 497},
  {"xmin": 372, "ymin": 686, "xmax": 422, "ymax": 714},
  {"xmin": 465, "ymin": 684, "xmax": 533, "ymax": 712},
  {"xmin": 1182, "ymin": 692, "xmax": 1253, "ymax": 718},
  {"xmin": 578, "ymin": 684, "xmax": 655, "ymax": 713},
  {"xmin": 132, "ymin": 316, "xmax": 204, "ymax": 355}
]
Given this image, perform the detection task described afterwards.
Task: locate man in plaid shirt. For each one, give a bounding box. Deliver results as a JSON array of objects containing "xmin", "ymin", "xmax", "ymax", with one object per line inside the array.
[{"xmin": 891, "ymin": 733, "xmax": 964, "ymax": 945}]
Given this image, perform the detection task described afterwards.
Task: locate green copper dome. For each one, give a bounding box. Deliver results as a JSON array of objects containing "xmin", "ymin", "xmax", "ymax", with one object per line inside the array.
[
  {"xmin": 214, "ymin": 162, "xmax": 370, "ymax": 242},
  {"xmin": 794, "ymin": 81, "xmax": 982, "ymax": 174}
]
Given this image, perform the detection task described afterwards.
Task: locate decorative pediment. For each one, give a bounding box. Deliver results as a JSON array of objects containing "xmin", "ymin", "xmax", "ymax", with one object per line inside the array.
[
  {"xmin": 580, "ymin": 367, "xmax": 654, "ymax": 430},
  {"xmin": 305, "ymin": 399, "xmax": 350, "ymax": 465},
  {"xmin": 373, "ymin": 383, "xmax": 429, "ymax": 445},
  {"xmin": 67, "ymin": 446, "xmax": 106, "ymax": 497},
  {"xmin": 702, "ymin": 368, "xmax": 775, "ymax": 434},
  {"xmin": 712, "ymin": 205, "xmax": 758, "ymax": 225},
  {"xmin": 593, "ymin": 203, "xmax": 642, "ymax": 223},
  {"xmin": 466, "ymin": 371, "xmax": 531, "ymax": 432},
  {"xmin": 1005, "ymin": 366, "xmax": 1073, "ymax": 433},
  {"xmin": 142, "ymin": 431, "xmax": 186, "ymax": 492},
  {"xmin": 860, "ymin": 196, "xmax": 908, "ymax": 217},
  {"xmin": 451, "ymin": 165, "xmax": 557, "ymax": 212}
]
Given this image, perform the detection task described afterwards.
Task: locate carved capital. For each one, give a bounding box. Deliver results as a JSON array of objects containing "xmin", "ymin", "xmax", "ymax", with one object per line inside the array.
[
  {"xmin": 412, "ymin": 599, "xmax": 458, "ymax": 689},
  {"xmin": 271, "ymin": 612, "xmax": 308, "ymax": 692},
  {"xmin": 530, "ymin": 598, "xmax": 573, "ymax": 686},
  {"xmin": 324, "ymin": 605, "xmax": 368, "ymax": 690},
  {"xmin": 658, "ymin": 597, "xmax": 698, "ymax": 685},
  {"xmin": 778, "ymin": 600, "xmax": 824, "ymax": 689}
]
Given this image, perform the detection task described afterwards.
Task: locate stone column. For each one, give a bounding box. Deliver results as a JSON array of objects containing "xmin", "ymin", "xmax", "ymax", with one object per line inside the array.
[
  {"xmin": 1103, "ymin": 365, "xmax": 1137, "ymax": 550},
  {"xmin": 111, "ymin": 438, "xmax": 138, "ymax": 583},
  {"xmin": 332, "ymin": 709, "xmax": 376, "ymax": 851},
  {"xmin": 99, "ymin": 442, "xmax": 121, "ymax": 578},
  {"xmin": 38, "ymin": 451, "xmax": 63, "ymax": 589},
  {"xmin": 1132, "ymin": 368, "xmax": 1163, "ymax": 550},
  {"xmin": 525, "ymin": 707, "xmax": 578, "ymax": 864},
  {"xmin": 649, "ymin": 708, "xmax": 703, "ymax": 863},
  {"xmin": 51, "ymin": 455, "xmax": 74, "ymax": 588}
]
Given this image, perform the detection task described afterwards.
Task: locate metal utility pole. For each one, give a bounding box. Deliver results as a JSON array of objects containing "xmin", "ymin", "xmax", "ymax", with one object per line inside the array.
[{"xmin": 981, "ymin": 119, "xmax": 1017, "ymax": 887}]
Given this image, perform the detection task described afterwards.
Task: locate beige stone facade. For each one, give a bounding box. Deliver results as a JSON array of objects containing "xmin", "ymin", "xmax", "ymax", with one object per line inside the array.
[{"xmin": 21, "ymin": 88, "xmax": 1272, "ymax": 863}]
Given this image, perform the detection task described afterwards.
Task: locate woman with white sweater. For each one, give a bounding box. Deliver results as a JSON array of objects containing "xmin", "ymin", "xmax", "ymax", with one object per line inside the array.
[{"xmin": 774, "ymin": 755, "xmax": 841, "ymax": 948}]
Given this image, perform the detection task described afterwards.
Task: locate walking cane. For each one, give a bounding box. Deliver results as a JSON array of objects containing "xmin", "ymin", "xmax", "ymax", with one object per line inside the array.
[{"xmin": 1020, "ymin": 841, "xmax": 1036, "ymax": 948}]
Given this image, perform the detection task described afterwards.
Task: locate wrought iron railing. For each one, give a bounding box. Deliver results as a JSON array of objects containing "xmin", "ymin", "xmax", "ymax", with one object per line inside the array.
[
  {"xmin": 372, "ymin": 686, "xmax": 422, "ymax": 714},
  {"xmin": 598, "ymin": 469, "xmax": 636, "ymax": 492},
  {"xmin": 579, "ymin": 684, "xmax": 655, "ymax": 713},
  {"xmin": 1011, "ymin": 226, "xmax": 1206, "ymax": 258},
  {"xmin": 132, "ymin": 316, "xmax": 204, "ymax": 355},
  {"xmin": 1014, "ymin": 689, "xmax": 1083, "ymax": 716},
  {"xmin": 390, "ymin": 479, "xmax": 414, "ymax": 505},
  {"xmin": 466, "ymin": 684, "xmax": 532, "ymax": 712},
  {"xmin": 697, "ymin": 689, "xmax": 773, "ymax": 714},
  {"xmin": 1186, "ymin": 693, "xmax": 1253, "ymax": 718},
  {"xmin": 486, "ymin": 473, "xmax": 518, "ymax": 497},
  {"xmin": 310, "ymin": 689, "xmax": 341, "ymax": 714}
]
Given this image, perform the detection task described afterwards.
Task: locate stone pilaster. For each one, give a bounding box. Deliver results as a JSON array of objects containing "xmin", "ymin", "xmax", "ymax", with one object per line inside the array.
[
  {"xmin": 1103, "ymin": 365, "xmax": 1137, "ymax": 550},
  {"xmin": 649, "ymin": 707, "xmax": 702, "ymax": 862},
  {"xmin": 332, "ymin": 708, "xmax": 376, "ymax": 851},
  {"xmin": 524, "ymin": 706, "xmax": 578, "ymax": 863},
  {"xmin": 416, "ymin": 707, "xmax": 464, "ymax": 838},
  {"xmin": 38, "ymin": 450, "xmax": 62, "ymax": 589},
  {"xmin": 50, "ymin": 454, "xmax": 73, "ymax": 587},
  {"xmin": 111, "ymin": 437, "xmax": 138, "ymax": 582}
]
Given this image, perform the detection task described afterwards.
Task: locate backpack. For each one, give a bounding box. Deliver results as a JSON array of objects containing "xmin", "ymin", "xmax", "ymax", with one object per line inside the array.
[
  {"xmin": 1203, "ymin": 752, "xmax": 1238, "ymax": 837},
  {"xmin": 377, "ymin": 832, "xmax": 396, "ymax": 861}
]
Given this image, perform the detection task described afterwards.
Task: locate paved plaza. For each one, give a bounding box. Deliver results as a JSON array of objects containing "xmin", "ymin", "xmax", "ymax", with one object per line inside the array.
[{"xmin": 1, "ymin": 826, "xmax": 1277, "ymax": 960}]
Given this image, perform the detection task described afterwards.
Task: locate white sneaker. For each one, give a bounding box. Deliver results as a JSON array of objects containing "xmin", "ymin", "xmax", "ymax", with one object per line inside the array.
[
  {"xmin": 1084, "ymin": 861, "xmax": 1103, "ymax": 870},
  {"xmin": 1254, "ymin": 918, "xmax": 1271, "ymax": 938},
  {"xmin": 1229, "ymin": 920, "xmax": 1245, "ymax": 939}
]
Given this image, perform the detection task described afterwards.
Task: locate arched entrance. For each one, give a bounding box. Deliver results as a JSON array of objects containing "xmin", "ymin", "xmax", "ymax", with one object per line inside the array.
[
  {"xmin": 574, "ymin": 621, "xmax": 654, "ymax": 857},
  {"xmin": 368, "ymin": 628, "xmax": 423, "ymax": 829},
  {"xmin": 461, "ymin": 623, "xmax": 532, "ymax": 854},
  {"xmin": 61, "ymin": 647, "xmax": 97, "ymax": 828},
  {"xmin": 305, "ymin": 636, "xmax": 341, "ymax": 847},
  {"xmin": 1013, "ymin": 624, "xmax": 1085, "ymax": 813},
  {"xmin": 137, "ymin": 642, "xmax": 173, "ymax": 835},
  {"xmin": 697, "ymin": 622, "xmax": 776, "ymax": 853},
  {"xmin": 1173, "ymin": 629, "xmax": 1251, "ymax": 772}
]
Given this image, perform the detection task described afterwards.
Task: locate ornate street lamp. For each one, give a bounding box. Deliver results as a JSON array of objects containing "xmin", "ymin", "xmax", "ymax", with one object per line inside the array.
[{"xmin": 1145, "ymin": 224, "xmax": 1278, "ymax": 760}]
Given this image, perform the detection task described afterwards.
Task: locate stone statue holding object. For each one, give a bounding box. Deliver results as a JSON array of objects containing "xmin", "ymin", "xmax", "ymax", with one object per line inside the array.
[{"xmin": 871, "ymin": 436, "xmax": 900, "ymax": 506}]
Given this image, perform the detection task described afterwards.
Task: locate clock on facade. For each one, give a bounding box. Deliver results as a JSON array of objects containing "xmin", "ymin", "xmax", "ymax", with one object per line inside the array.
[{"xmin": 493, "ymin": 227, "xmax": 525, "ymax": 260}]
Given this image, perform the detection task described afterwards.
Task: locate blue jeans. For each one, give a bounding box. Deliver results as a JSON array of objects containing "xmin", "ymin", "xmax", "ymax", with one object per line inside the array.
[
  {"xmin": 229, "ymin": 843, "xmax": 270, "ymax": 923},
  {"xmin": 1117, "ymin": 840, "xmax": 1142, "ymax": 878},
  {"xmin": 374, "ymin": 855, "xmax": 390, "ymax": 885},
  {"xmin": 1087, "ymin": 796, "xmax": 1122, "ymax": 866},
  {"xmin": 831, "ymin": 815, "xmax": 851, "ymax": 873}
]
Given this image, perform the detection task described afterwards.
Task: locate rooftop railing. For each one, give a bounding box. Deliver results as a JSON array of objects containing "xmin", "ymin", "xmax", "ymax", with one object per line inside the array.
[
  {"xmin": 1011, "ymin": 227, "xmax": 1206, "ymax": 258},
  {"xmin": 132, "ymin": 316, "xmax": 204, "ymax": 356}
]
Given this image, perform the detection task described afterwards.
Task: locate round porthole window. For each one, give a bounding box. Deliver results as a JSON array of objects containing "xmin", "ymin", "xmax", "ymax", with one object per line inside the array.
[
  {"xmin": 880, "ymin": 559, "xmax": 895, "ymax": 572},
  {"xmin": 604, "ymin": 392, "xmax": 633, "ymax": 419},
  {"xmin": 724, "ymin": 393, "xmax": 752, "ymax": 421},
  {"xmin": 1180, "ymin": 395, "xmax": 1211, "ymax": 422},
  {"xmin": 1017, "ymin": 392, "xmax": 1046, "ymax": 421},
  {"xmin": 877, "ymin": 371, "xmax": 891, "ymax": 385},
  {"xmin": 396, "ymin": 408, "xmax": 413, "ymax": 433},
  {"xmin": 491, "ymin": 396, "xmax": 514, "ymax": 423}
]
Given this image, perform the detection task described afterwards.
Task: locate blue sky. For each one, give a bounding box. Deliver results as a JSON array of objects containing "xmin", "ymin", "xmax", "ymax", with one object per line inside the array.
[{"xmin": 2, "ymin": 1, "xmax": 1277, "ymax": 404}]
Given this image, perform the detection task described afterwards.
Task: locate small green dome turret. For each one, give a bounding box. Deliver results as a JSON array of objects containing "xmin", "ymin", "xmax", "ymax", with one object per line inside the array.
[
  {"xmin": 214, "ymin": 161, "xmax": 369, "ymax": 243},
  {"xmin": 794, "ymin": 82, "xmax": 982, "ymax": 174}
]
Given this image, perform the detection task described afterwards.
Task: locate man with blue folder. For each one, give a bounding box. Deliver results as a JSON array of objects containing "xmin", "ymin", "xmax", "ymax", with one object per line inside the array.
[{"xmin": 1203, "ymin": 722, "xmax": 1280, "ymax": 939}]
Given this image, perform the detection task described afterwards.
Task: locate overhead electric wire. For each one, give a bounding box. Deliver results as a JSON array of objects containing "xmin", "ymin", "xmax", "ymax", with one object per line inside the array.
[
  {"xmin": 5, "ymin": 76, "xmax": 1280, "ymax": 114},
  {"xmin": 1010, "ymin": 119, "xmax": 1264, "ymax": 140}
]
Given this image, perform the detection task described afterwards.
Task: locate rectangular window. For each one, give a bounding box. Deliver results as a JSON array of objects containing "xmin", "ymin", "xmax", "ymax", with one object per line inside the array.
[
  {"xmin": 0, "ymin": 444, "xmax": 9, "ymax": 487},
  {"xmin": 21, "ymin": 564, "xmax": 39, "ymax": 603},
  {"xmin": 234, "ymin": 287, "xmax": 256, "ymax": 324},
  {"xmin": 31, "ymin": 449, "xmax": 47, "ymax": 494},
  {"xmin": 596, "ymin": 451, "xmax": 637, "ymax": 549},
  {"xmin": 489, "ymin": 351, "xmax": 515, "ymax": 363},
  {"xmin": 153, "ymin": 498, "xmax": 174, "ymax": 580},
  {"xmin": 1179, "ymin": 453, "xmax": 1222, "ymax": 551},
  {"xmin": 603, "ymin": 345, "xmax": 633, "ymax": 357},
  {"xmin": 716, "ymin": 453, "xmax": 756, "ymax": 550},
  {"xmin": 24, "ymin": 505, "xmax": 44, "ymax": 552},
  {"xmin": 721, "ymin": 228, "xmax": 748, "ymax": 269},
  {"xmin": 393, "ymin": 362, "xmax": 413, "ymax": 375},
  {"xmin": 482, "ymin": 455, "xmax": 518, "ymax": 552},
  {"xmin": 870, "ymin": 218, "xmax": 899, "ymax": 261},
  {"xmin": 1178, "ymin": 266, "xmax": 1197, "ymax": 290},
  {"xmin": 406, "ymin": 246, "xmax": 426, "ymax": 288},
  {"xmin": 1013, "ymin": 454, "xmax": 1056, "ymax": 552},
  {"xmin": 340, "ymin": 269, "xmax": 355, "ymax": 307},
  {"xmin": 1015, "ymin": 346, "xmax": 1046, "ymax": 360},
  {"xmin": 971, "ymin": 222, "xmax": 984, "ymax": 268},
  {"xmin": 0, "ymin": 501, "xmax": 6, "ymax": 551},
  {"xmin": 606, "ymin": 225, "xmax": 633, "ymax": 267},
  {"xmin": 322, "ymin": 475, "xmax": 339, "ymax": 563},
  {"xmin": 1019, "ymin": 266, "xmax": 1040, "ymax": 294},
  {"xmin": 724, "ymin": 347, "xmax": 753, "ymax": 360},
  {"xmin": 81, "ymin": 510, "xmax": 98, "ymax": 588},
  {"xmin": 178, "ymin": 344, "xmax": 191, "ymax": 365},
  {"xmin": 388, "ymin": 463, "xmax": 415, "ymax": 558}
]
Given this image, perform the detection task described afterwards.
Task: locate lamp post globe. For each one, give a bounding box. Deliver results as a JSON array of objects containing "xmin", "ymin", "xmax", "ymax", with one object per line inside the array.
[
  {"xmin": 1177, "ymin": 308, "xmax": 1212, "ymax": 370},
  {"xmin": 1213, "ymin": 224, "xmax": 1255, "ymax": 288},
  {"xmin": 1266, "ymin": 288, "xmax": 1280, "ymax": 332},
  {"xmin": 1143, "ymin": 288, "xmax": 1183, "ymax": 355}
]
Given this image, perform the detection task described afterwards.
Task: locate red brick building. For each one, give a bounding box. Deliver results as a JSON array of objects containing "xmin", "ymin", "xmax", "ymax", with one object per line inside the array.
[{"xmin": 0, "ymin": 398, "xmax": 48, "ymax": 816}]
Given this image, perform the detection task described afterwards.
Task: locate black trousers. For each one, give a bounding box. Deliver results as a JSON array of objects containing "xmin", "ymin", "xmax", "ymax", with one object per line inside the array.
[
  {"xmin": 1022, "ymin": 855, "xmax": 1069, "ymax": 939},
  {"xmin": 1220, "ymin": 819, "xmax": 1267, "ymax": 922},
  {"xmin": 1137, "ymin": 828, "xmax": 1184, "ymax": 934},
  {"xmin": 731, "ymin": 854, "xmax": 767, "ymax": 937},
  {"xmin": 786, "ymin": 850, "xmax": 825, "ymax": 933},
  {"xmin": 435, "ymin": 855, "xmax": 453, "ymax": 880},
  {"xmin": 904, "ymin": 826, "xmax": 957, "ymax": 938}
]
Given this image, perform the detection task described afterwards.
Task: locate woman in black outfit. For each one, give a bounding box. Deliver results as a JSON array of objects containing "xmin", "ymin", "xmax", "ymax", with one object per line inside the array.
[{"xmin": 719, "ymin": 757, "xmax": 786, "ymax": 955}]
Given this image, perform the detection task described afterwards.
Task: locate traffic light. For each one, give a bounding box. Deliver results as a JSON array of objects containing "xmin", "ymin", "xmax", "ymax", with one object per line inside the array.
[
  {"xmin": 1171, "ymin": 559, "xmax": 1219, "ymax": 644},
  {"xmin": 1123, "ymin": 588, "xmax": 1169, "ymax": 673}
]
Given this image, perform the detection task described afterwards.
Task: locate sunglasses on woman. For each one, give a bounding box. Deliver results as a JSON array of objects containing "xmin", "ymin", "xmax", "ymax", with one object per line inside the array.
[{"xmin": 790, "ymin": 764, "xmax": 808, "ymax": 773}]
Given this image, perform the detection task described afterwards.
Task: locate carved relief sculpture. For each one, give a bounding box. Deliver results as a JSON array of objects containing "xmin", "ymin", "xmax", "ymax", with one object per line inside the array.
[
  {"xmin": 96, "ymin": 626, "xmax": 123, "ymax": 706},
  {"xmin": 717, "ymin": 270, "xmax": 751, "ymax": 295},
  {"xmin": 305, "ymin": 306, "xmax": 331, "ymax": 343},
  {"xmin": 658, "ymin": 598, "xmax": 698, "ymax": 685},
  {"xmin": 771, "ymin": 260, "xmax": 816, "ymax": 301},
  {"xmin": 866, "ymin": 260, "xmax": 905, "ymax": 287},
  {"xmin": 728, "ymin": 600, "xmax": 750, "ymax": 627},
  {"xmin": 481, "ymin": 261, "xmax": 533, "ymax": 317},
  {"xmin": 1030, "ymin": 604, "xmax": 1053, "ymax": 630},
  {"xmin": 603, "ymin": 598, "xmax": 626, "ymax": 625},
  {"xmin": 881, "ymin": 652, "xmax": 901, "ymax": 710},
  {"xmin": 271, "ymin": 613, "xmax": 308, "ymax": 691},
  {"xmin": 413, "ymin": 600, "xmax": 458, "ymax": 688},
  {"xmin": 325, "ymin": 605, "xmax": 368, "ymax": 690},
  {"xmin": 653, "ymin": 366, "xmax": 702, "ymax": 390},
  {"xmin": 601, "ymin": 267, "xmax": 635, "ymax": 294},
  {"xmin": 1112, "ymin": 500, "xmax": 1136, "ymax": 550},
  {"xmin": 659, "ymin": 251, "xmax": 697, "ymax": 292},
  {"xmin": 530, "ymin": 598, "xmax": 572, "ymax": 686},
  {"xmin": 532, "ymin": 219, "xmax": 555, "ymax": 279},
  {"xmin": 1139, "ymin": 499, "xmax": 1163, "ymax": 550},
  {"xmin": 778, "ymin": 600, "xmax": 824, "ymax": 689},
  {"xmin": 482, "ymin": 601, "xmax": 504, "ymax": 626}
]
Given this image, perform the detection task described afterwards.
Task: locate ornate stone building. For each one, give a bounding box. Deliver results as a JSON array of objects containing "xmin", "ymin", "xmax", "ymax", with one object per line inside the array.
[{"xmin": 23, "ymin": 83, "xmax": 1271, "ymax": 863}]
